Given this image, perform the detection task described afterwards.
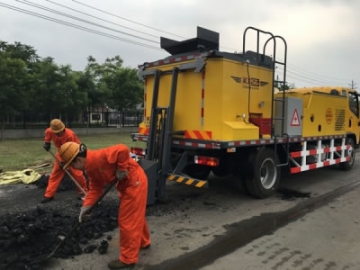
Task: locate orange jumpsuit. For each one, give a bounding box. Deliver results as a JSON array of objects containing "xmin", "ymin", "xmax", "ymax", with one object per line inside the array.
[
  {"xmin": 82, "ymin": 144, "xmax": 150, "ymax": 265},
  {"xmin": 44, "ymin": 128, "xmax": 87, "ymax": 198}
]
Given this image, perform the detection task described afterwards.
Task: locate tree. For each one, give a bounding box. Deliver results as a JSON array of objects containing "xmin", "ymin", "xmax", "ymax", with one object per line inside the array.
[
  {"xmin": 0, "ymin": 41, "xmax": 44, "ymax": 139},
  {"xmin": 106, "ymin": 67, "xmax": 143, "ymax": 110},
  {"xmin": 0, "ymin": 49, "xmax": 28, "ymax": 139},
  {"xmin": 57, "ymin": 65, "xmax": 87, "ymax": 123},
  {"xmin": 84, "ymin": 56, "xmax": 111, "ymax": 109},
  {"xmin": 29, "ymin": 59, "xmax": 88, "ymax": 124},
  {"xmin": 279, "ymin": 82, "xmax": 295, "ymax": 91},
  {"xmin": 0, "ymin": 39, "xmax": 144, "ymax": 134},
  {"xmin": 29, "ymin": 57, "xmax": 65, "ymax": 117},
  {"xmin": 5, "ymin": 42, "xmax": 39, "ymax": 63},
  {"xmin": 85, "ymin": 55, "xmax": 143, "ymax": 111}
]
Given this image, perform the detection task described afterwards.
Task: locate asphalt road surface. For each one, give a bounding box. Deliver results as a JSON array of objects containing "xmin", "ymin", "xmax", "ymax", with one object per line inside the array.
[
  {"xmin": 201, "ymin": 184, "xmax": 360, "ymax": 270},
  {"xmin": 1, "ymin": 153, "xmax": 360, "ymax": 270}
]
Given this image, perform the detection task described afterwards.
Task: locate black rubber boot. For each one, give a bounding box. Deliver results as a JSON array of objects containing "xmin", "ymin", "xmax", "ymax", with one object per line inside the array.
[
  {"xmin": 40, "ymin": 197, "xmax": 54, "ymax": 203},
  {"xmin": 108, "ymin": 260, "xmax": 134, "ymax": 269},
  {"xmin": 141, "ymin": 244, "xmax": 150, "ymax": 249}
]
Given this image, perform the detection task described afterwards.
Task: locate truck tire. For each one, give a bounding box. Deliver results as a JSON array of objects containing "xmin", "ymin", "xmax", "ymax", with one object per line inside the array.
[
  {"xmin": 184, "ymin": 164, "xmax": 211, "ymax": 180},
  {"xmin": 340, "ymin": 137, "xmax": 355, "ymax": 171},
  {"xmin": 245, "ymin": 147, "xmax": 280, "ymax": 199}
]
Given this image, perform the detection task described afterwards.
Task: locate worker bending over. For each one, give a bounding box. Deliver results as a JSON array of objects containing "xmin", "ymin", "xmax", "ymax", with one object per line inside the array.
[
  {"xmin": 59, "ymin": 142, "xmax": 150, "ymax": 270},
  {"xmin": 41, "ymin": 119, "xmax": 87, "ymax": 203}
]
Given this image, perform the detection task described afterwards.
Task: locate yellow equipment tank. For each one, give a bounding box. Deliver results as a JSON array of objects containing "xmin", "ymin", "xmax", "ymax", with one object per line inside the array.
[
  {"xmin": 275, "ymin": 86, "xmax": 359, "ymax": 138},
  {"xmin": 140, "ymin": 57, "xmax": 275, "ymax": 141}
]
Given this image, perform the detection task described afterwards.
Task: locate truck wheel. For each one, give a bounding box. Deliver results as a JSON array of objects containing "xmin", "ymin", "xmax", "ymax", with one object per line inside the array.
[
  {"xmin": 245, "ymin": 148, "xmax": 280, "ymax": 199},
  {"xmin": 340, "ymin": 137, "xmax": 355, "ymax": 171},
  {"xmin": 184, "ymin": 164, "xmax": 211, "ymax": 180}
]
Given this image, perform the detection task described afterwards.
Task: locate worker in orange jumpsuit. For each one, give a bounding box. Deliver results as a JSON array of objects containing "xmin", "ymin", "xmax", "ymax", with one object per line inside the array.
[
  {"xmin": 59, "ymin": 142, "xmax": 151, "ymax": 270},
  {"xmin": 41, "ymin": 119, "xmax": 87, "ymax": 203}
]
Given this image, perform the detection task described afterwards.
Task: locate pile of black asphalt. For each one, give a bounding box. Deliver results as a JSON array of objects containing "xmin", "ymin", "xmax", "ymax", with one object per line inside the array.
[
  {"xmin": 0, "ymin": 174, "xmax": 184, "ymax": 270},
  {"xmin": 0, "ymin": 202, "xmax": 117, "ymax": 270},
  {"xmin": 0, "ymin": 174, "xmax": 119, "ymax": 270}
]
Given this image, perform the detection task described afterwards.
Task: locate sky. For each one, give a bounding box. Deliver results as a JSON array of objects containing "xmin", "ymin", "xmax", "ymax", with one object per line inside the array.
[{"xmin": 1, "ymin": 0, "xmax": 359, "ymax": 89}]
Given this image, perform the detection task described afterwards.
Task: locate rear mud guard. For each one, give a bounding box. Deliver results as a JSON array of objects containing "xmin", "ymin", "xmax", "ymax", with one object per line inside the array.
[{"xmin": 138, "ymin": 159, "xmax": 158, "ymax": 205}]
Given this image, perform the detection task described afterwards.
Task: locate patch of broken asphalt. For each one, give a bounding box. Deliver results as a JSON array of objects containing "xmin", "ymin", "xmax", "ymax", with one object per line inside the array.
[
  {"xmin": 0, "ymin": 175, "xmax": 193, "ymax": 270},
  {"xmin": 0, "ymin": 175, "xmax": 116, "ymax": 269}
]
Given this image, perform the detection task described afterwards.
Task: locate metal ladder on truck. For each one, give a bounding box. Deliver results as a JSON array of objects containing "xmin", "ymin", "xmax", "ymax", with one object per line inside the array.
[
  {"xmin": 137, "ymin": 58, "xmax": 206, "ymax": 205},
  {"xmin": 242, "ymin": 26, "xmax": 289, "ymax": 167}
]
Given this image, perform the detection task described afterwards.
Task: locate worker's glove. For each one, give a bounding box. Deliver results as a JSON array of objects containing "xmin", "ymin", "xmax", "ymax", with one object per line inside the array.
[
  {"xmin": 116, "ymin": 170, "xmax": 128, "ymax": 180},
  {"xmin": 43, "ymin": 142, "xmax": 51, "ymax": 151},
  {"xmin": 79, "ymin": 205, "xmax": 92, "ymax": 223}
]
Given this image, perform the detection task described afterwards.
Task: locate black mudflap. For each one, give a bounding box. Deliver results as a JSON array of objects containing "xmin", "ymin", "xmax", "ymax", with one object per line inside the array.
[{"xmin": 138, "ymin": 159, "xmax": 158, "ymax": 205}]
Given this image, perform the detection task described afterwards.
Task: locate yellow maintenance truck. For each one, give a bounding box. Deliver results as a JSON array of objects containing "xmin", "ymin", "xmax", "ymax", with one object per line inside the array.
[{"xmin": 132, "ymin": 26, "xmax": 360, "ymax": 205}]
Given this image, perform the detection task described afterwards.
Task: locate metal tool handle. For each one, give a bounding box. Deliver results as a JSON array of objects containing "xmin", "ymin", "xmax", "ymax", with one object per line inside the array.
[
  {"xmin": 48, "ymin": 149, "xmax": 87, "ymax": 196},
  {"xmin": 86, "ymin": 178, "xmax": 119, "ymax": 212}
]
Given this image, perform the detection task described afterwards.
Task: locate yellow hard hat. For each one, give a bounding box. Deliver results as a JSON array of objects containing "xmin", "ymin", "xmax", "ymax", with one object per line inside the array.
[
  {"xmin": 59, "ymin": 142, "xmax": 79, "ymax": 169},
  {"xmin": 50, "ymin": 119, "xmax": 65, "ymax": 133}
]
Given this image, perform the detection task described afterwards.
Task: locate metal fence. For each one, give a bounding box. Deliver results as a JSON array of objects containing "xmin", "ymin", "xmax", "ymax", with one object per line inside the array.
[{"xmin": 2, "ymin": 109, "xmax": 143, "ymax": 129}]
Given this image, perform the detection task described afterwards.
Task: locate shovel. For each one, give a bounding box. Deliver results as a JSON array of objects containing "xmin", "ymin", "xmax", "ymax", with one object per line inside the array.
[
  {"xmin": 48, "ymin": 149, "xmax": 87, "ymax": 196},
  {"xmin": 41, "ymin": 178, "xmax": 119, "ymax": 263}
]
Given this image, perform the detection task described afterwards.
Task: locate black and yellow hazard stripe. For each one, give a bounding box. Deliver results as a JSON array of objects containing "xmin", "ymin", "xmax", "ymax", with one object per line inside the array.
[{"xmin": 167, "ymin": 174, "xmax": 208, "ymax": 188}]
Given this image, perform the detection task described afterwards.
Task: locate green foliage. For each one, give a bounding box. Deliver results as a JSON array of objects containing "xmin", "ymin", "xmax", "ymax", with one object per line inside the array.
[
  {"xmin": 3, "ymin": 41, "xmax": 39, "ymax": 63},
  {"xmin": 30, "ymin": 57, "xmax": 64, "ymax": 114},
  {"xmin": 83, "ymin": 56, "xmax": 110, "ymax": 109},
  {"xmin": 279, "ymin": 83, "xmax": 295, "ymax": 90},
  {"xmin": 0, "ymin": 41, "xmax": 145, "ymax": 136},
  {"xmin": 84, "ymin": 55, "xmax": 143, "ymax": 111},
  {"xmin": 0, "ymin": 42, "xmax": 40, "ymax": 115},
  {"xmin": 107, "ymin": 67, "xmax": 143, "ymax": 110},
  {"xmin": 0, "ymin": 51, "xmax": 28, "ymax": 118}
]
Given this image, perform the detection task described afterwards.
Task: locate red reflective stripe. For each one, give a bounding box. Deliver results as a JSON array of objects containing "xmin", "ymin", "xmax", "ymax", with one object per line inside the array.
[
  {"xmin": 291, "ymin": 167, "xmax": 301, "ymax": 173},
  {"xmin": 201, "ymin": 70, "xmax": 205, "ymax": 124},
  {"xmin": 290, "ymin": 152, "xmax": 302, "ymax": 158},
  {"xmin": 194, "ymin": 130, "xmax": 204, "ymax": 140},
  {"xmin": 309, "ymin": 164, "xmax": 317, "ymax": 170}
]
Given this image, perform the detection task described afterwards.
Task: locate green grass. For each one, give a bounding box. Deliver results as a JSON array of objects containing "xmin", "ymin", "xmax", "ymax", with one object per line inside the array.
[{"xmin": 0, "ymin": 132, "xmax": 145, "ymax": 172}]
